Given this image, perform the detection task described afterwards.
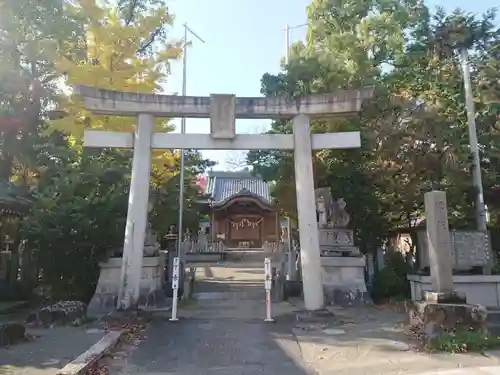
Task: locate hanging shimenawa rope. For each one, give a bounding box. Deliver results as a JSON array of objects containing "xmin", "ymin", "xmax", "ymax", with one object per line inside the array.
[{"xmin": 228, "ymin": 218, "xmax": 263, "ymax": 229}]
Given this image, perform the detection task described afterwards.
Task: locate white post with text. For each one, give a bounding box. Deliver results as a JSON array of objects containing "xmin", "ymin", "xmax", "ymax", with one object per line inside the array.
[
  {"xmin": 264, "ymin": 257, "xmax": 274, "ymax": 322},
  {"xmin": 169, "ymin": 257, "xmax": 180, "ymax": 321}
]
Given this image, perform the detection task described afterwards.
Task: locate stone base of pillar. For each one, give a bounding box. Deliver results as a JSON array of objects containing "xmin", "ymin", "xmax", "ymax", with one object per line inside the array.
[
  {"xmin": 88, "ymin": 255, "xmax": 169, "ymax": 315},
  {"xmin": 423, "ymin": 290, "xmax": 467, "ymax": 304},
  {"xmin": 321, "ymin": 256, "xmax": 371, "ymax": 305},
  {"xmin": 407, "ymin": 301, "xmax": 488, "ymax": 346}
]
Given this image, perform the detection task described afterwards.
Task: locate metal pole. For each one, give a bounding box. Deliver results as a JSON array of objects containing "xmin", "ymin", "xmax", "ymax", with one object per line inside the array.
[
  {"xmin": 287, "ymin": 217, "xmax": 292, "ymax": 247},
  {"xmin": 285, "ymin": 24, "xmax": 290, "ymax": 65},
  {"xmin": 283, "ymin": 23, "xmax": 307, "ymax": 66},
  {"xmin": 177, "ymin": 23, "xmax": 206, "ymax": 258},
  {"xmin": 460, "ymin": 47, "xmax": 487, "ymax": 231},
  {"xmin": 211, "ymin": 208, "xmax": 215, "ymax": 242},
  {"xmin": 286, "ymin": 217, "xmax": 295, "ymax": 280}
]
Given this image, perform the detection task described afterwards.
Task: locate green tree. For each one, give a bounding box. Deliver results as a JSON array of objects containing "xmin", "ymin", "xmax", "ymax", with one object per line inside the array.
[
  {"xmin": 151, "ymin": 150, "xmax": 215, "ymax": 237},
  {"xmin": 0, "ymin": 0, "xmax": 83, "ymax": 180},
  {"xmin": 3, "ymin": 0, "xmax": 214, "ymax": 302},
  {"xmin": 249, "ymin": 2, "xmax": 500, "ymax": 253},
  {"xmin": 22, "ymin": 147, "xmax": 131, "ymax": 301},
  {"xmin": 250, "ymin": 0, "xmax": 428, "ymax": 251}
]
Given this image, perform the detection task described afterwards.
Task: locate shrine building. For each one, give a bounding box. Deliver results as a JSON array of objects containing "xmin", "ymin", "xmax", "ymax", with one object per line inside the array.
[{"xmin": 198, "ymin": 170, "xmax": 282, "ymax": 249}]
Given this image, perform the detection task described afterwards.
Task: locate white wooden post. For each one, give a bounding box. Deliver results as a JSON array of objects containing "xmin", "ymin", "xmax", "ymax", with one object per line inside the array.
[
  {"xmin": 286, "ymin": 247, "xmax": 295, "ymax": 281},
  {"xmin": 264, "ymin": 257, "xmax": 273, "ymax": 322},
  {"xmin": 170, "ymin": 256, "xmax": 180, "ymax": 321},
  {"xmin": 293, "ymin": 114, "xmax": 324, "ymax": 311},
  {"xmin": 117, "ymin": 113, "xmax": 153, "ymax": 310}
]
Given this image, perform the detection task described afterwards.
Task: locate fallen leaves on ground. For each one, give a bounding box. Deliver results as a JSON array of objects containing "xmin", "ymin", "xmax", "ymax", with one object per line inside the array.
[
  {"xmin": 84, "ymin": 313, "xmax": 151, "ymax": 375},
  {"xmin": 375, "ymin": 300, "xmax": 408, "ymax": 313},
  {"xmin": 403, "ymin": 324, "xmax": 426, "ymax": 351}
]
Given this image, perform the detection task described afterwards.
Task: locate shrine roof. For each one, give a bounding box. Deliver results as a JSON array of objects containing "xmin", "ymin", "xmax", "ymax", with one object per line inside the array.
[
  {"xmin": 203, "ymin": 171, "xmax": 273, "ymax": 205},
  {"xmin": 0, "ymin": 179, "xmax": 33, "ymax": 215}
]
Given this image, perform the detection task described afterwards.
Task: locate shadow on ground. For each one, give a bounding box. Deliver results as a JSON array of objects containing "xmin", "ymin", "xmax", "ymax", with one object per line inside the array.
[
  {"xmin": 278, "ymin": 304, "xmax": 500, "ymax": 375},
  {"xmin": 108, "ymin": 317, "xmax": 314, "ymax": 375},
  {"xmin": 156, "ymin": 262, "xmax": 500, "ymax": 375},
  {"xmin": 0, "ymin": 326, "xmax": 105, "ymax": 375}
]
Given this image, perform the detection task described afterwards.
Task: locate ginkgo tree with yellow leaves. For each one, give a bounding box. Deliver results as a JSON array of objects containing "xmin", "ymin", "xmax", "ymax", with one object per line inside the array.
[
  {"xmin": 51, "ymin": 0, "xmax": 184, "ymax": 180},
  {"xmin": 11, "ymin": 0, "xmax": 213, "ymax": 301}
]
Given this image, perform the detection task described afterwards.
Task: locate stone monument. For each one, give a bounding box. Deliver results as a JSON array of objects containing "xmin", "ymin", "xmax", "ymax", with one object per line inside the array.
[
  {"xmin": 408, "ymin": 191, "xmax": 488, "ymax": 345},
  {"xmin": 315, "ymin": 188, "xmax": 369, "ymax": 305},
  {"xmin": 88, "ymin": 196, "xmax": 166, "ymax": 315},
  {"xmin": 416, "ymin": 229, "xmax": 493, "ymax": 273}
]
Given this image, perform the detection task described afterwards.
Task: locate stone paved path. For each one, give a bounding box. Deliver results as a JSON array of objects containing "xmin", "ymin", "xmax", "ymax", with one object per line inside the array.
[
  {"xmin": 109, "ymin": 262, "xmax": 313, "ymax": 375},
  {"xmin": 108, "ymin": 262, "xmax": 500, "ymax": 375},
  {"xmin": 0, "ymin": 326, "xmax": 106, "ymax": 375}
]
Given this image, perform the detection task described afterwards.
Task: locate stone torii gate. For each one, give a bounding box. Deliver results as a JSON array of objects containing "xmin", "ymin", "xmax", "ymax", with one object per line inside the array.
[{"xmin": 75, "ymin": 85, "xmax": 373, "ymax": 311}]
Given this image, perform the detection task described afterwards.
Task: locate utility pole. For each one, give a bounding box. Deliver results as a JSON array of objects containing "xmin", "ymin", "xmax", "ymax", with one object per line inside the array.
[
  {"xmin": 177, "ymin": 23, "xmax": 206, "ymax": 257},
  {"xmin": 460, "ymin": 47, "xmax": 487, "ymax": 231},
  {"xmin": 283, "ymin": 23, "xmax": 307, "ymax": 65},
  {"xmin": 283, "ymin": 22, "xmax": 306, "ymax": 280}
]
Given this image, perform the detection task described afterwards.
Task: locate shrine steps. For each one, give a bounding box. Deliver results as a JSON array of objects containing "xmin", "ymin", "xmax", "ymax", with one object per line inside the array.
[
  {"xmin": 225, "ymin": 247, "xmax": 263, "ymax": 252},
  {"xmin": 223, "ymin": 248, "xmax": 283, "ymax": 263}
]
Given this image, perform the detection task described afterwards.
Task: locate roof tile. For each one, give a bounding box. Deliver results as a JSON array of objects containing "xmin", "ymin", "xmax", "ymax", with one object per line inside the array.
[{"xmin": 205, "ymin": 171, "xmax": 272, "ymax": 204}]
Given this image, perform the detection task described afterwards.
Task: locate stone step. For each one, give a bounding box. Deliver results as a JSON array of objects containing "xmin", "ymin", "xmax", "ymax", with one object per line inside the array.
[
  {"xmin": 224, "ymin": 250, "xmax": 266, "ymax": 262},
  {"xmin": 223, "ymin": 250, "xmax": 284, "ymax": 263},
  {"xmin": 486, "ymin": 309, "xmax": 500, "ymax": 335},
  {"xmin": 225, "ymin": 248, "xmax": 263, "ymax": 252},
  {"xmin": 488, "ymin": 324, "xmax": 500, "ymax": 336},
  {"xmin": 487, "ymin": 309, "xmax": 500, "ymax": 323}
]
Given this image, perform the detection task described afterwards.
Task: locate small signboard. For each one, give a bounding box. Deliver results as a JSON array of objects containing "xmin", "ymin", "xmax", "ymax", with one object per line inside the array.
[
  {"xmin": 264, "ymin": 257, "xmax": 272, "ymax": 290},
  {"xmin": 172, "ymin": 256, "xmax": 180, "ymax": 290}
]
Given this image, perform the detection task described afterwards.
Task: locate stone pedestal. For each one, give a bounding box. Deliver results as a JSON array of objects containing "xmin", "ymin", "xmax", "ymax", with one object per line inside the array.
[
  {"xmin": 318, "ymin": 228, "xmax": 360, "ymax": 256},
  {"xmin": 407, "ymin": 301, "xmax": 488, "ymax": 345},
  {"xmin": 88, "ymin": 254, "xmax": 167, "ymax": 315},
  {"xmin": 317, "ymin": 227, "xmax": 369, "ymax": 305},
  {"xmin": 321, "ymin": 256, "xmax": 369, "ymax": 305}
]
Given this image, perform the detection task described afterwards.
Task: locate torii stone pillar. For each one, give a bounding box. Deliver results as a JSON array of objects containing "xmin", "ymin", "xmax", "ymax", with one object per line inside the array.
[{"xmin": 75, "ymin": 85, "xmax": 373, "ymax": 311}]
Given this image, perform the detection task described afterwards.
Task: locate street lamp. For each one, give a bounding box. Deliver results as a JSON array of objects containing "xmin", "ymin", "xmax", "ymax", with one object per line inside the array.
[
  {"xmin": 177, "ymin": 23, "xmax": 206, "ymax": 258},
  {"xmin": 459, "ymin": 47, "xmax": 487, "ymax": 231},
  {"xmin": 283, "ymin": 23, "xmax": 307, "ymax": 65}
]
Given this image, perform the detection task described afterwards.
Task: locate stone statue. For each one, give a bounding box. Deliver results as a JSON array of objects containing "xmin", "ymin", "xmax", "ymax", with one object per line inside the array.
[
  {"xmin": 107, "ymin": 220, "xmax": 160, "ymax": 258},
  {"xmin": 331, "ymin": 198, "xmax": 350, "ymax": 228},
  {"xmin": 143, "ymin": 222, "xmax": 160, "ymax": 256},
  {"xmin": 315, "ymin": 188, "xmax": 350, "ymax": 229},
  {"xmin": 315, "ymin": 188, "xmax": 333, "ymax": 229},
  {"xmin": 183, "ymin": 228, "xmax": 191, "ymax": 242},
  {"xmin": 198, "ymin": 228, "xmax": 207, "ymax": 245}
]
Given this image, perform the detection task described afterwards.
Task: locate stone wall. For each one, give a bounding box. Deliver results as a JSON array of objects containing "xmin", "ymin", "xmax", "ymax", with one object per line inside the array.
[
  {"xmin": 408, "ymin": 274, "xmax": 500, "ymax": 308},
  {"xmin": 417, "ymin": 230, "xmax": 493, "ymax": 271}
]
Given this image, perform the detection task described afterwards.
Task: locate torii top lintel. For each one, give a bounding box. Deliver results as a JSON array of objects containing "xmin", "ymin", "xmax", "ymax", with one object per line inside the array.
[{"xmin": 74, "ymin": 85, "xmax": 374, "ymax": 119}]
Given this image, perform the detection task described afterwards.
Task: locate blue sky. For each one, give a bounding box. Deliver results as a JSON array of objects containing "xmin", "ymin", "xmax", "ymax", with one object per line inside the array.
[{"xmin": 163, "ymin": 0, "xmax": 498, "ymax": 170}]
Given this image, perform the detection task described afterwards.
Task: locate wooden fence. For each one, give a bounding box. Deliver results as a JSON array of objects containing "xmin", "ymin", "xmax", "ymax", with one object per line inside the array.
[{"xmin": 182, "ymin": 240, "xmax": 226, "ymax": 254}]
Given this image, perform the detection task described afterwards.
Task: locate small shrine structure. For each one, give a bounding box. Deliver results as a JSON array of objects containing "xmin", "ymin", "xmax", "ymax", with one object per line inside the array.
[{"xmin": 198, "ymin": 170, "xmax": 279, "ymax": 249}]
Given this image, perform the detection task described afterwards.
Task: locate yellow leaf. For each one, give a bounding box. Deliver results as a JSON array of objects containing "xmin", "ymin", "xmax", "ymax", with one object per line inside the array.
[{"xmin": 49, "ymin": 0, "xmax": 182, "ymax": 180}]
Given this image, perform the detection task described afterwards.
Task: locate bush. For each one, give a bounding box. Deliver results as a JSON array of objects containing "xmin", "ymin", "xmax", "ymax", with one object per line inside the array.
[
  {"xmin": 0, "ymin": 281, "xmax": 33, "ymax": 302},
  {"xmin": 21, "ymin": 150, "xmax": 130, "ymax": 302},
  {"xmin": 371, "ymin": 251, "xmax": 410, "ymax": 301},
  {"xmin": 430, "ymin": 331, "xmax": 500, "ymax": 353}
]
